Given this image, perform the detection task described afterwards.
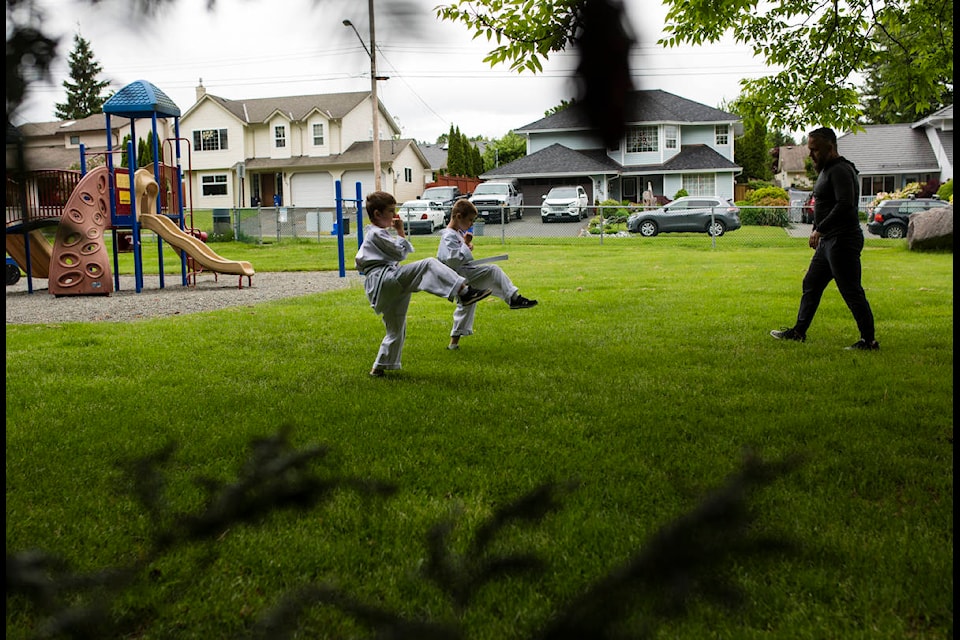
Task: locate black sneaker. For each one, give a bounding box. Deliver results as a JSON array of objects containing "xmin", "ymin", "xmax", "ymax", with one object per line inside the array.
[
  {"xmin": 845, "ymin": 339, "xmax": 880, "ymax": 351},
  {"xmin": 509, "ymin": 293, "xmax": 538, "ymax": 309},
  {"xmin": 459, "ymin": 286, "xmax": 492, "ymax": 306},
  {"xmin": 770, "ymin": 327, "xmax": 805, "ymax": 342}
]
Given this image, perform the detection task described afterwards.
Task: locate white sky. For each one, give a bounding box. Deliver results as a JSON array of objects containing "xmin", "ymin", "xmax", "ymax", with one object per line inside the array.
[{"xmin": 12, "ymin": 0, "xmax": 773, "ymax": 142}]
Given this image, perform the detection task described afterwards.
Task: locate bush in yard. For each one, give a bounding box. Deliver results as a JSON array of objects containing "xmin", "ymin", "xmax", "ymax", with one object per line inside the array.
[
  {"xmin": 936, "ymin": 178, "xmax": 952, "ymax": 203},
  {"xmin": 737, "ymin": 186, "xmax": 790, "ymax": 227}
]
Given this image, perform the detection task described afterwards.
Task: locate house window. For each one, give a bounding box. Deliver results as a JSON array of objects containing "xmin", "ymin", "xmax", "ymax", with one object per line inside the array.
[
  {"xmin": 715, "ymin": 125, "xmax": 729, "ymax": 146},
  {"xmin": 69, "ymin": 135, "xmax": 80, "ymax": 145},
  {"xmin": 312, "ymin": 123, "xmax": 324, "ymax": 146},
  {"xmin": 681, "ymin": 173, "xmax": 716, "ymax": 196},
  {"xmin": 193, "ymin": 129, "xmax": 228, "ymax": 151},
  {"xmin": 862, "ymin": 175, "xmax": 896, "ymax": 197},
  {"xmin": 201, "ymin": 174, "xmax": 228, "ymax": 196},
  {"xmin": 275, "ymin": 125, "xmax": 286, "ymax": 148},
  {"xmin": 404, "ymin": 168, "xmax": 412, "ymax": 183},
  {"xmin": 664, "ymin": 126, "xmax": 678, "ymax": 150},
  {"xmin": 627, "ymin": 126, "xmax": 658, "ymax": 153}
]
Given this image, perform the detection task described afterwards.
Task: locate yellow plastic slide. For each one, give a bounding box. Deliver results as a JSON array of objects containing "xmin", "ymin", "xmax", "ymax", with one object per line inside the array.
[
  {"xmin": 6, "ymin": 229, "xmax": 53, "ymax": 278},
  {"xmin": 139, "ymin": 213, "xmax": 254, "ymax": 279},
  {"xmin": 133, "ymin": 168, "xmax": 253, "ymax": 281}
]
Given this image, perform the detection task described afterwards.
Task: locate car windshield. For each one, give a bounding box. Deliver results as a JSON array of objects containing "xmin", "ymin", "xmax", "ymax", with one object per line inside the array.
[
  {"xmin": 422, "ymin": 189, "xmax": 451, "ymax": 198},
  {"xmin": 400, "ymin": 202, "xmax": 429, "ymax": 210},
  {"xmin": 473, "ymin": 184, "xmax": 508, "ymax": 195},
  {"xmin": 548, "ymin": 187, "xmax": 578, "ymax": 198}
]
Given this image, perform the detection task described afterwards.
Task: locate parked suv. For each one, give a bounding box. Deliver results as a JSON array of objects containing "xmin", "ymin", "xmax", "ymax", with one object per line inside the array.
[
  {"xmin": 470, "ymin": 180, "xmax": 523, "ymax": 223},
  {"xmin": 420, "ymin": 185, "xmax": 466, "ymax": 225},
  {"xmin": 540, "ymin": 185, "xmax": 589, "ymax": 222},
  {"xmin": 626, "ymin": 196, "xmax": 741, "ymax": 237},
  {"xmin": 866, "ymin": 197, "xmax": 949, "ymax": 238}
]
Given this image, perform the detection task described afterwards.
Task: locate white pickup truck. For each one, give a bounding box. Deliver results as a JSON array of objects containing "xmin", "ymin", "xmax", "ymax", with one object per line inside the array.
[{"xmin": 469, "ymin": 181, "xmax": 523, "ymax": 223}]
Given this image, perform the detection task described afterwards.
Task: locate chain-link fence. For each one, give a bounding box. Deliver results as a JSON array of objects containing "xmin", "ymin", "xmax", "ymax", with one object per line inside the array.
[
  {"xmin": 219, "ymin": 207, "xmax": 363, "ymax": 244},
  {"xmin": 218, "ymin": 204, "xmax": 874, "ymax": 248}
]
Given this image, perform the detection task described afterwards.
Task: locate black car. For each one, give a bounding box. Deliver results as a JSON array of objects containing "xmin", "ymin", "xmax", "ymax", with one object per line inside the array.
[{"xmin": 866, "ymin": 197, "xmax": 949, "ymax": 238}]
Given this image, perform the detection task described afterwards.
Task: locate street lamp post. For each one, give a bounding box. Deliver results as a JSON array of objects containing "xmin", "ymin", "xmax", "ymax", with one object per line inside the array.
[{"xmin": 344, "ymin": 3, "xmax": 382, "ymax": 191}]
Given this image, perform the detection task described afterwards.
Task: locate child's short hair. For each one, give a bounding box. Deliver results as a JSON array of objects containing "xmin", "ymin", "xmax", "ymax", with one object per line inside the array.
[
  {"xmin": 365, "ymin": 191, "xmax": 396, "ymax": 220},
  {"xmin": 450, "ymin": 198, "xmax": 477, "ymax": 219}
]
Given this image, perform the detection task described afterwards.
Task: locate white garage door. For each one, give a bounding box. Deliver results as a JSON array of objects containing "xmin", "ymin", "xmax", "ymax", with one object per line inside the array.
[
  {"xmin": 290, "ymin": 172, "xmax": 334, "ymax": 207},
  {"xmin": 340, "ymin": 171, "xmax": 376, "ymax": 202}
]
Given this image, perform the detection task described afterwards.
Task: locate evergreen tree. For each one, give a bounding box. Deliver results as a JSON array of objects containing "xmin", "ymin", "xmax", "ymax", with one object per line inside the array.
[
  {"xmin": 54, "ymin": 33, "xmax": 111, "ymax": 120},
  {"xmin": 470, "ymin": 142, "xmax": 483, "ymax": 177},
  {"xmin": 725, "ymin": 97, "xmax": 773, "ymax": 183},
  {"xmin": 119, "ymin": 133, "xmax": 132, "ymax": 168},
  {"xmin": 447, "ymin": 125, "xmax": 464, "ymax": 176},
  {"xmin": 137, "ymin": 131, "xmax": 157, "ymax": 169}
]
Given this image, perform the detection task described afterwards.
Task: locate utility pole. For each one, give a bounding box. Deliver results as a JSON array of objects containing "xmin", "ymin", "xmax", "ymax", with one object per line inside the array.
[{"xmin": 343, "ymin": 0, "xmax": 382, "ymax": 191}]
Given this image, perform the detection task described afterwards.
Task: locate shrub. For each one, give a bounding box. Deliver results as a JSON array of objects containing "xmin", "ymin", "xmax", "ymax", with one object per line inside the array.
[
  {"xmin": 746, "ymin": 180, "xmax": 778, "ymax": 192},
  {"xmin": 741, "ymin": 186, "xmax": 789, "ymax": 205},
  {"xmin": 596, "ymin": 199, "xmax": 630, "ymax": 219},
  {"xmin": 736, "ymin": 186, "xmax": 790, "ymax": 227},
  {"xmin": 936, "ymin": 179, "xmax": 953, "ymax": 202},
  {"xmin": 673, "ymin": 188, "xmax": 688, "ymax": 199}
]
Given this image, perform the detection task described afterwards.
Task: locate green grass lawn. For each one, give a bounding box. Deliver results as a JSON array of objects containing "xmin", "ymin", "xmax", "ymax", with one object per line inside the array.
[{"xmin": 5, "ymin": 236, "xmax": 953, "ymax": 639}]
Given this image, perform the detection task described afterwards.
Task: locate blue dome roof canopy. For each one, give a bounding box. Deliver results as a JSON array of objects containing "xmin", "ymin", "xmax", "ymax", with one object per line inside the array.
[{"xmin": 102, "ymin": 79, "xmax": 181, "ymax": 118}]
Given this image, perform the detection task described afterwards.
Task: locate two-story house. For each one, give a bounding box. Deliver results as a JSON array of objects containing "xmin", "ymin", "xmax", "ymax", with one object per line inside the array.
[
  {"xmin": 481, "ymin": 90, "xmax": 742, "ymax": 205},
  {"xmin": 180, "ymin": 84, "xmax": 431, "ymax": 209}
]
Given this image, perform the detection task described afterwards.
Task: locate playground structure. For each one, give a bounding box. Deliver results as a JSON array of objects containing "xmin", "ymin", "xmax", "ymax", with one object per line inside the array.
[{"xmin": 6, "ymin": 79, "xmax": 253, "ymax": 294}]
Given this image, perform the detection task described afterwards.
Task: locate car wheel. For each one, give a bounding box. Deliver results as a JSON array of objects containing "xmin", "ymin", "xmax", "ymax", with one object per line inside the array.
[
  {"xmin": 707, "ymin": 220, "xmax": 726, "ymax": 236},
  {"xmin": 639, "ymin": 220, "xmax": 658, "ymax": 237},
  {"xmin": 883, "ymin": 223, "xmax": 907, "ymax": 239},
  {"xmin": 516, "ymin": 208, "xmax": 522, "ymax": 220}
]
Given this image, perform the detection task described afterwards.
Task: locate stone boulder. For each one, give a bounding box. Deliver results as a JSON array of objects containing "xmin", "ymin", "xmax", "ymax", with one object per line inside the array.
[{"xmin": 907, "ymin": 206, "xmax": 953, "ymax": 251}]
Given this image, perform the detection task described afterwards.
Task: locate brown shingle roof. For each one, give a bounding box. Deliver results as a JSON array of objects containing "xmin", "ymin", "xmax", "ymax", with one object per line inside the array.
[{"xmin": 200, "ymin": 91, "xmax": 370, "ymax": 123}]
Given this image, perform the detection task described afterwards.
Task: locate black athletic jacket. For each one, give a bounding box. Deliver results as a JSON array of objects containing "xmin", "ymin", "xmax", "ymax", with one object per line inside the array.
[{"xmin": 811, "ymin": 156, "xmax": 861, "ymax": 238}]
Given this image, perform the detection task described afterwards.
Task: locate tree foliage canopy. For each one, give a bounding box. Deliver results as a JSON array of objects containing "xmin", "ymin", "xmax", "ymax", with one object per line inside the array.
[{"xmin": 437, "ymin": 0, "xmax": 953, "ymax": 133}]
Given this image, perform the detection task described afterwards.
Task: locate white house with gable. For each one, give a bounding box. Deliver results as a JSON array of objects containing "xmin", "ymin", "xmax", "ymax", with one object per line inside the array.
[{"xmin": 179, "ymin": 83, "xmax": 430, "ymax": 209}]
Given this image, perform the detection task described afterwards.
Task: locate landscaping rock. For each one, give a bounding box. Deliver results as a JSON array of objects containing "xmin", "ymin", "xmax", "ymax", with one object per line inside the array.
[{"xmin": 907, "ymin": 206, "xmax": 953, "ymax": 251}]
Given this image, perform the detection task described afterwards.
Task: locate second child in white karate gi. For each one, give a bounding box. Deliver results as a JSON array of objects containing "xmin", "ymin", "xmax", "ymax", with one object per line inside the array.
[
  {"xmin": 355, "ymin": 191, "xmax": 492, "ymax": 377},
  {"xmin": 437, "ymin": 199, "xmax": 538, "ymax": 351}
]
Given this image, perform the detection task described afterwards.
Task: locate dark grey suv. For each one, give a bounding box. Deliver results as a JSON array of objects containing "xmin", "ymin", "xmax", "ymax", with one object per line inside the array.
[{"xmin": 866, "ymin": 197, "xmax": 950, "ymax": 238}]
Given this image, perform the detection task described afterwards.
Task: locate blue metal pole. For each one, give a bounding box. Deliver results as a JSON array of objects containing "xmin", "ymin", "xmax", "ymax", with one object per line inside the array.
[
  {"xmin": 335, "ymin": 180, "xmax": 345, "ymax": 277},
  {"xmin": 128, "ymin": 137, "xmax": 143, "ymax": 293},
  {"xmin": 355, "ymin": 181, "xmax": 363, "ymax": 250}
]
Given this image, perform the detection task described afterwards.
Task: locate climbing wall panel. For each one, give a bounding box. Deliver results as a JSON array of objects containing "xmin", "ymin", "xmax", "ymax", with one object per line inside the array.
[{"xmin": 48, "ymin": 166, "xmax": 114, "ymax": 296}]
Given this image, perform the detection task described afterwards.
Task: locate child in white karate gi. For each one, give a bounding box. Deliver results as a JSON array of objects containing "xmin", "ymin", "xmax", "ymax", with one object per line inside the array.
[
  {"xmin": 356, "ymin": 191, "xmax": 492, "ymax": 377},
  {"xmin": 437, "ymin": 199, "xmax": 537, "ymax": 351}
]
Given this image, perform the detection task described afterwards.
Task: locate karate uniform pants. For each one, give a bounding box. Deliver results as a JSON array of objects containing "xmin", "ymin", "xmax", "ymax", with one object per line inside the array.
[
  {"xmin": 372, "ymin": 258, "xmax": 466, "ymax": 370},
  {"xmin": 450, "ymin": 263, "xmax": 518, "ymax": 337}
]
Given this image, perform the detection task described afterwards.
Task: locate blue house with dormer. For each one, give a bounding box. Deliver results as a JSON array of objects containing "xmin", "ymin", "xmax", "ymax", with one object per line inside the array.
[{"xmin": 481, "ymin": 89, "xmax": 742, "ymax": 206}]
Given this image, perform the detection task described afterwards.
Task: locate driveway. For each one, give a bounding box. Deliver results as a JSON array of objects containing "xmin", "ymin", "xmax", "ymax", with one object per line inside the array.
[{"xmin": 786, "ymin": 223, "xmax": 872, "ymax": 238}]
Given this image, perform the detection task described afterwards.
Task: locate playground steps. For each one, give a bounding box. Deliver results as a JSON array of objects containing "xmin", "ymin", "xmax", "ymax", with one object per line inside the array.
[{"xmin": 5, "ymin": 230, "xmax": 53, "ymax": 278}]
